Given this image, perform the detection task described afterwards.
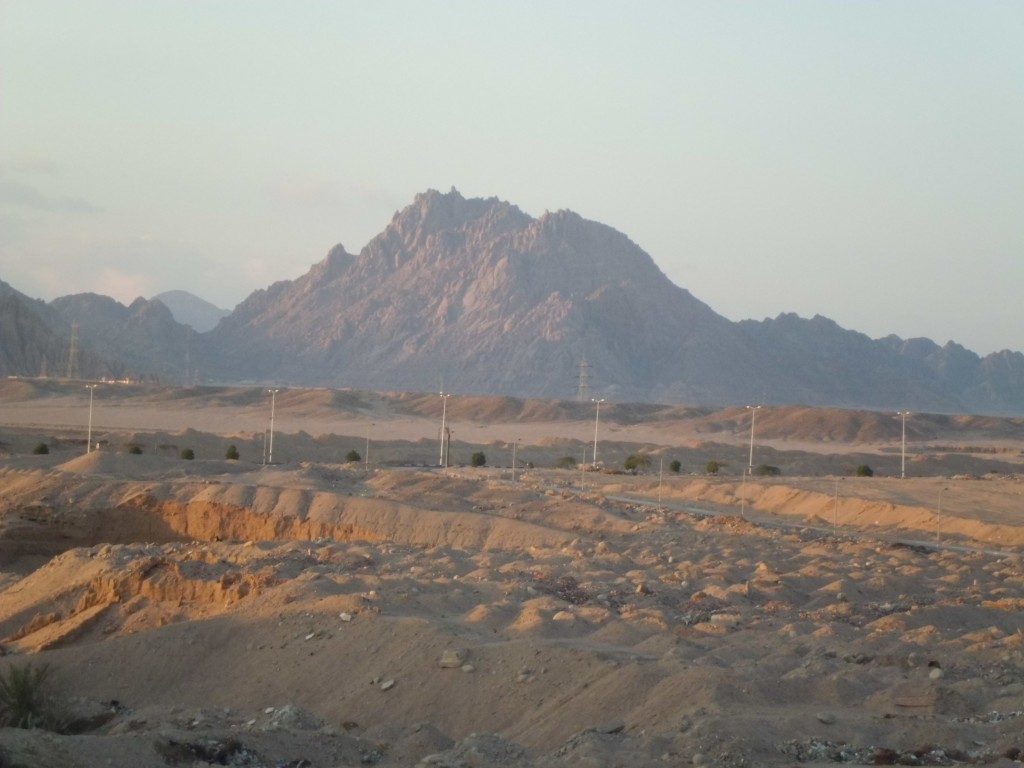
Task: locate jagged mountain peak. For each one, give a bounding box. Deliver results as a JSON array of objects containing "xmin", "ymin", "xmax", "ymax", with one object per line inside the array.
[
  {"xmin": 201, "ymin": 189, "xmax": 733, "ymax": 399},
  {"xmin": 387, "ymin": 188, "xmax": 530, "ymax": 248}
]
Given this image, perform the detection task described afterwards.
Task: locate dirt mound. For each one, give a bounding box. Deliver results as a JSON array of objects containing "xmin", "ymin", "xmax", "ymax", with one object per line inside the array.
[{"xmin": 5, "ymin": 473, "xmax": 1024, "ymax": 767}]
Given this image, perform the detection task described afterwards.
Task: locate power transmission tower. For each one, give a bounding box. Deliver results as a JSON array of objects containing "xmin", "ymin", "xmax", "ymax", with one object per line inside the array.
[
  {"xmin": 66, "ymin": 322, "xmax": 80, "ymax": 379},
  {"xmin": 576, "ymin": 354, "xmax": 590, "ymax": 402}
]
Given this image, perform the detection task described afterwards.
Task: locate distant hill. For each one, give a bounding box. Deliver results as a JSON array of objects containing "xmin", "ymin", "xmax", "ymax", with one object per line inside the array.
[
  {"xmin": 48, "ymin": 293, "xmax": 197, "ymax": 383},
  {"xmin": 152, "ymin": 290, "xmax": 230, "ymax": 333}
]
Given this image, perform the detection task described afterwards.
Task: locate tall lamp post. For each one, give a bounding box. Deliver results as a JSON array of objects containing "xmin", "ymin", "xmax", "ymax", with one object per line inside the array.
[
  {"xmin": 746, "ymin": 405, "xmax": 762, "ymax": 472},
  {"xmin": 439, "ymin": 392, "xmax": 450, "ymax": 467},
  {"xmin": 85, "ymin": 384, "xmax": 97, "ymax": 454},
  {"xmin": 512, "ymin": 438, "xmax": 521, "ymax": 482},
  {"xmin": 897, "ymin": 411, "xmax": 910, "ymax": 479},
  {"xmin": 591, "ymin": 398, "xmax": 605, "ymax": 468},
  {"xmin": 267, "ymin": 389, "xmax": 280, "ymax": 464},
  {"xmin": 365, "ymin": 422, "xmax": 375, "ymax": 472}
]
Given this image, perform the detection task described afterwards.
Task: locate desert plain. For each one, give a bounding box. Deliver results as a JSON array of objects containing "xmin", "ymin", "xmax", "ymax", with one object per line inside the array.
[{"xmin": 2, "ymin": 379, "xmax": 1024, "ymax": 767}]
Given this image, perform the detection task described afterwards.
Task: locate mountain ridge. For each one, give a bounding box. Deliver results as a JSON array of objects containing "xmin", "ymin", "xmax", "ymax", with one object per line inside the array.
[{"xmin": 1, "ymin": 189, "xmax": 1022, "ymax": 415}]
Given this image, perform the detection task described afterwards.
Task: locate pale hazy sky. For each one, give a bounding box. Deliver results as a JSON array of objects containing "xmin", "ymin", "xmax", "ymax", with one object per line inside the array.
[{"xmin": 1, "ymin": 2, "xmax": 1021, "ymax": 355}]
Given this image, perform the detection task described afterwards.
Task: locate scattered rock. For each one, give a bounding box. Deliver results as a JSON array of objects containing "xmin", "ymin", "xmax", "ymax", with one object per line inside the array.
[
  {"xmin": 439, "ymin": 649, "xmax": 468, "ymax": 668},
  {"xmin": 593, "ymin": 720, "xmax": 625, "ymax": 734}
]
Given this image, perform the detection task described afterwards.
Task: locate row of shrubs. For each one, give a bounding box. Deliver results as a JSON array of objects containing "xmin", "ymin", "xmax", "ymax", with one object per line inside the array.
[
  {"xmin": 554, "ymin": 455, "xmax": 874, "ymax": 478},
  {"xmin": 29, "ymin": 442, "xmax": 876, "ymax": 477}
]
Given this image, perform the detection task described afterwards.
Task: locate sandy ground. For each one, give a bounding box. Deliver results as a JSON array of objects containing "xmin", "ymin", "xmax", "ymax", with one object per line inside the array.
[{"xmin": 2, "ymin": 381, "xmax": 1024, "ymax": 767}]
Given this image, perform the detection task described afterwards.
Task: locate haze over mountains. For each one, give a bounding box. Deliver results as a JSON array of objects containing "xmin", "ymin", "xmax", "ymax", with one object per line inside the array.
[{"xmin": 2, "ymin": 188, "xmax": 1023, "ymax": 415}]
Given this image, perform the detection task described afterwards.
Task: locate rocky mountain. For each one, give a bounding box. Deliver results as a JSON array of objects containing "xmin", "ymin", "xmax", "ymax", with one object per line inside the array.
[
  {"xmin": 49, "ymin": 293, "xmax": 197, "ymax": 382},
  {"xmin": 152, "ymin": 290, "xmax": 230, "ymax": 333},
  {"xmin": 3, "ymin": 189, "xmax": 1023, "ymax": 414},
  {"xmin": 203, "ymin": 189, "xmax": 754, "ymax": 402},
  {"xmin": 197, "ymin": 188, "xmax": 1024, "ymax": 414},
  {"xmin": 0, "ymin": 281, "xmax": 197, "ymax": 382}
]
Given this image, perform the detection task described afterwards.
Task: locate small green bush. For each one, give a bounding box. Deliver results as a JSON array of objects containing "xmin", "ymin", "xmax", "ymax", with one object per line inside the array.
[
  {"xmin": 623, "ymin": 454, "xmax": 652, "ymax": 472},
  {"xmin": 0, "ymin": 662, "xmax": 62, "ymax": 731},
  {"xmin": 753, "ymin": 464, "xmax": 781, "ymax": 476},
  {"xmin": 855, "ymin": 464, "xmax": 874, "ymax": 477},
  {"xmin": 470, "ymin": 451, "xmax": 486, "ymax": 467},
  {"xmin": 128, "ymin": 445, "xmax": 143, "ymax": 455},
  {"xmin": 32, "ymin": 442, "xmax": 49, "ymax": 455},
  {"xmin": 669, "ymin": 459, "xmax": 681, "ymax": 474},
  {"xmin": 225, "ymin": 445, "xmax": 240, "ymax": 460},
  {"xmin": 345, "ymin": 449, "xmax": 361, "ymax": 463},
  {"xmin": 180, "ymin": 448, "xmax": 195, "ymax": 460},
  {"xmin": 705, "ymin": 460, "xmax": 721, "ymax": 475},
  {"xmin": 555, "ymin": 456, "xmax": 577, "ymax": 469}
]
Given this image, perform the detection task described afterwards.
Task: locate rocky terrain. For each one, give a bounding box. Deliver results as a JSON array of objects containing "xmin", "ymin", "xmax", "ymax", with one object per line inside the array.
[{"xmin": 2, "ymin": 381, "xmax": 1024, "ymax": 767}]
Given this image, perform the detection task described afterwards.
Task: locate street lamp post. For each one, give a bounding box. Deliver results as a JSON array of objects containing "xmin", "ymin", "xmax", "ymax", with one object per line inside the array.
[
  {"xmin": 591, "ymin": 398, "xmax": 605, "ymax": 468},
  {"xmin": 897, "ymin": 411, "xmax": 910, "ymax": 479},
  {"xmin": 740, "ymin": 468, "xmax": 747, "ymax": 517},
  {"xmin": 439, "ymin": 392, "xmax": 450, "ymax": 467},
  {"xmin": 267, "ymin": 389, "xmax": 280, "ymax": 464},
  {"xmin": 833, "ymin": 477, "xmax": 841, "ymax": 537},
  {"xmin": 512, "ymin": 438, "xmax": 521, "ymax": 482},
  {"xmin": 747, "ymin": 405, "xmax": 762, "ymax": 472},
  {"xmin": 85, "ymin": 384, "xmax": 97, "ymax": 454},
  {"xmin": 658, "ymin": 456, "xmax": 664, "ymax": 508},
  {"xmin": 937, "ymin": 485, "xmax": 947, "ymax": 544},
  {"xmin": 365, "ymin": 422, "xmax": 375, "ymax": 472}
]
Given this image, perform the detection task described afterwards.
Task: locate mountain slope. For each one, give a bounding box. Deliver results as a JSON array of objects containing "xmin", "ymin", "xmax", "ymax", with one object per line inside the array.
[{"xmin": 0, "ymin": 280, "xmax": 70, "ymax": 378}]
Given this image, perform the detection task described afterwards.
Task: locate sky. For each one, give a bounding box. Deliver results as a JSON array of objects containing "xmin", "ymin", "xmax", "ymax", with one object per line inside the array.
[{"xmin": 1, "ymin": 1, "xmax": 1021, "ymax": 355}]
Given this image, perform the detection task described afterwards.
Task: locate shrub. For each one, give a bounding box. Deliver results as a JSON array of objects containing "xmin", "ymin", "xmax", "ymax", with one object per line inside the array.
[
  {"xmin": 180, "ymin": 448, "xmax": 195, "ymax": 460},
  {"xmin": 705, "ymin": 460, "xmax": 721, "ymax": 475},
  {"xmin": 669, "ymin": 459, "xmax": 681, "ymax": 474},
  {"xmin": 470, "ymin": 451, "xmax": 486, "ymax": 467},
  {"xmin": 225, "ymin": 445, "xmax": 240, "ymax": 461},
  {"xmin": 753, "ymin": 464, "xmax": 781, "ymax": 476},
  {"xmin": 345, "ymin": 449, "xmax": 361, "ymax": 463},
  {"xmin": 555, "ymin": 456, "xmax": 577, "ymax": 469},
  {"xmin": 128, "ymin": 445, "xmax": 143, "ymax": 455},
  {"xmin": 623, "ymin": 454, "xmax": 652, "ymax": 472},
  {"xmin": 0, "ymin": 662, "xmax": 62, "ymax": 731},
  {"xmin": 855, "ymin": 464, "xmax": 874, "ymax": 477},
  {"xmin": 32, "ymin": 442, "xmax": 49, "ymax": 455}
]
